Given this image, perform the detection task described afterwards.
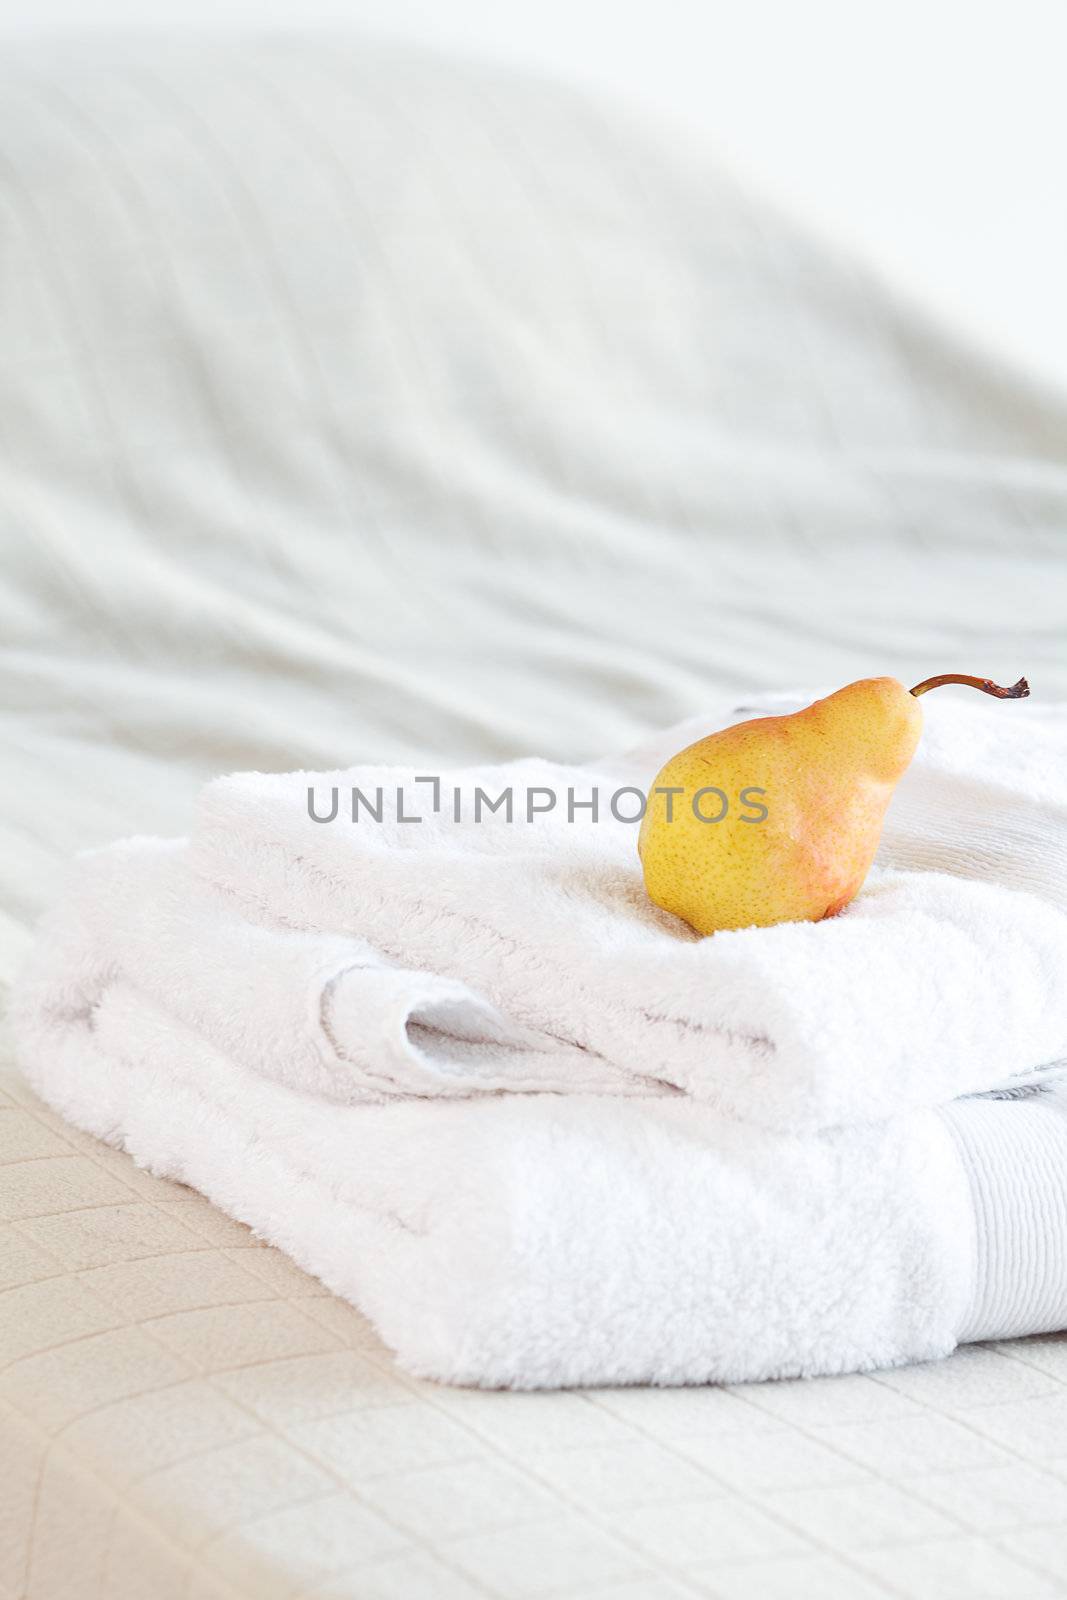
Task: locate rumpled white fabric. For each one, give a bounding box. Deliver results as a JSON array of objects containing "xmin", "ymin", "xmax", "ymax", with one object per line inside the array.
[{"xmin": 12, "ymin": 693, "xmax": 1067, "ymax": 1385}]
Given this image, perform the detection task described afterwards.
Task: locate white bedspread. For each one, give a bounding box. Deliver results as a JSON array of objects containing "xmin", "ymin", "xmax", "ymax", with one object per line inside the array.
[{"xmin": 3, "ymin": 33, "xmax": 1066, "ymax": 962}]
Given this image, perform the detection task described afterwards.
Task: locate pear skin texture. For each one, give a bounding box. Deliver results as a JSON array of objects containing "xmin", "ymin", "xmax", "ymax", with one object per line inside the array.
[{"xmin": 639, "ymin": 678, "xmax": 923, "ymax": 935}]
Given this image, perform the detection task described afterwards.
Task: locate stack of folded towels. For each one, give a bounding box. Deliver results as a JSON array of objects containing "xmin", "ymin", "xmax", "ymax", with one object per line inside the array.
[{"xmin": 13, "ymin": 692, "xmax": 1067, "ymax": 1388}]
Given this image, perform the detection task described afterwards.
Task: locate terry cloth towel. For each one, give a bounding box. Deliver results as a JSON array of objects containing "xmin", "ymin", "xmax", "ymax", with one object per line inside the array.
[{"xmin": 12, "ymin": 692, "xmax": 1067, "ymax": 1387}]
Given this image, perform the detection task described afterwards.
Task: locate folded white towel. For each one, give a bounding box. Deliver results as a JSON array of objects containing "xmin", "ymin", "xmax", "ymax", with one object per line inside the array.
[
  {"xmin": 189, "ymin": 691, "xmax": 1067, "ymax": 1132},
  {"xmin": 12, "ymin": 692, "xmax": 1067, "ymax": 1386},
  {"xmin": 12, "ymin": 904, "xmax": 1067, "ymax": 1384},
  {"xmin": 11, "ymin": 964, "xmax": 980, "ymax": 1386}
]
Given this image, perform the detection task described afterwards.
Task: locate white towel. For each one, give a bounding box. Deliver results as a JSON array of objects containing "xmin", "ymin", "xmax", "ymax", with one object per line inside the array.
[
  {"xmin": 12, "ymin": 692, "xmax": 1067, "ymax": 1386},
  {"xmin": 189, "ymin": 691, "xmax": 1067, "ymax": 1131}
]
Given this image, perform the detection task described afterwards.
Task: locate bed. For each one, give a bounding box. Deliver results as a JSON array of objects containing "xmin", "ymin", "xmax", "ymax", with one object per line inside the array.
[{"xmin": 2, "ymin": 32, "xmax": 1066, "ymax": 1599}]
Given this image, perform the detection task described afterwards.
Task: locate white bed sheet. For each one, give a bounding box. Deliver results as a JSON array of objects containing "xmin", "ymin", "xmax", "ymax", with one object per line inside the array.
[{"xmin": 2, "ymin": 31, "xmax": 1066, "ymax": 1599}]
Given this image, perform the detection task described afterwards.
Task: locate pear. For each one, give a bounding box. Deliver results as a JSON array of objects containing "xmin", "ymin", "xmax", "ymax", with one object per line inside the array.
[{"xmin": 639, "ymin": 673, "xmax": 1029, "ymax": 936}]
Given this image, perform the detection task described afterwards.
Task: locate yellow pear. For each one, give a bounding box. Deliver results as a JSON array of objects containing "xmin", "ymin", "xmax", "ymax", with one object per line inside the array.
[{"xmin": 639, "ymin": 673, "xmax": 1029, "ymax": 936}]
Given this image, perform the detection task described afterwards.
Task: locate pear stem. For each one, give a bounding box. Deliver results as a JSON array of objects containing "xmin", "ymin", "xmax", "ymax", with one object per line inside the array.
[{"xmin": 909, "ymin": 673, "xmax": 1030, "ymax": 699}]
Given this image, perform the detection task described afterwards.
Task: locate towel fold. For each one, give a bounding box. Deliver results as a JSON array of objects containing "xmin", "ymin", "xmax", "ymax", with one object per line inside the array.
[
  {"xmin": 12, "ymin": 692, "xmax": 1067, "ymax": 1386},
  {"xmin": 23, "ymin": 838, "xmax": 652, "ymax": 1106}
]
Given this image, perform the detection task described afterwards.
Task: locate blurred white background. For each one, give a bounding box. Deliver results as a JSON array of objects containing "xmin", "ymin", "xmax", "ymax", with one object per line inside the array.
[{"xmin": 5, "ymin": 0, "xmax": 1067, "ymax": 388}]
